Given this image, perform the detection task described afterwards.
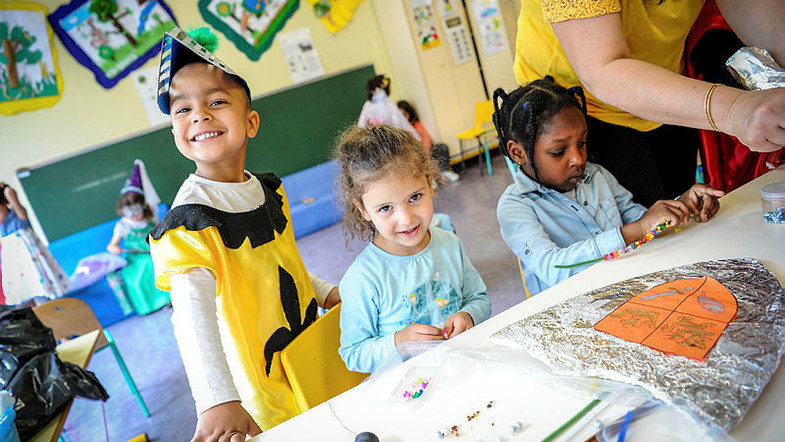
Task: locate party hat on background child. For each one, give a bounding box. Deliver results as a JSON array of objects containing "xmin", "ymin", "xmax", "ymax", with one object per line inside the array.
[{"xmin": 121, "ymin": 159, "xmax": 161, "ymax": 219}]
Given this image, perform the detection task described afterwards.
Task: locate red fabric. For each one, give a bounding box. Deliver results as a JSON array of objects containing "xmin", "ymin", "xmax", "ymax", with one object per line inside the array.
[{"xmin": 685, "ymin": 0, "xmax": 783, "ymax": 193}]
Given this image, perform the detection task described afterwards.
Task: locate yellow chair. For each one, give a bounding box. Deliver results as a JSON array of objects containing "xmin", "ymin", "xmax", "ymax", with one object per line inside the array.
[
  {"xmin": 281, "ymin": 303, "xmax": 369, "ymax": 412},
  {"xmin": 32, "ymin": 298, "xmax": 150, "ymax": 418},
  {"xmin": 456, "ymin": 100, "xmax": 499, "ymax": 176}
]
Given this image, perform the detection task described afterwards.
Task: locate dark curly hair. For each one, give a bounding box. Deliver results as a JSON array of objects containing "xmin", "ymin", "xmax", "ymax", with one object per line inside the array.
[
  {"xmin": 492, "ymin": 76, "xmax": 587, "ymax": 182},
  {"xmin": 396, "ymin": 100, "xmax": 419, "ymax": 123},
  {"xmin": 335, "ymin": 124, "xmax": 440, "ymax": 248}
]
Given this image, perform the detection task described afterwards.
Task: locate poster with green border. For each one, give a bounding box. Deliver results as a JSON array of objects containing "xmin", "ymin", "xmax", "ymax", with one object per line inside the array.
[{"xmin": 198, "ymin": 0, "xmax": 299, "ymax": 61}]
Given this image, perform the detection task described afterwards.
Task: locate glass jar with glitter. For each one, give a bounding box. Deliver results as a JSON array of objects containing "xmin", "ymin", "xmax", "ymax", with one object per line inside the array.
[{"xmin": 761, "ymin": 182, "xmax": 785, "ymax": 224}]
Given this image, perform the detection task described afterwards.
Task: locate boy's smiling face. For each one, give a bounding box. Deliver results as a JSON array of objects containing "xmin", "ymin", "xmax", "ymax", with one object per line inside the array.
[{"xmin": 169, "ymin": 63, "xmax": 259, "ymax": 182}]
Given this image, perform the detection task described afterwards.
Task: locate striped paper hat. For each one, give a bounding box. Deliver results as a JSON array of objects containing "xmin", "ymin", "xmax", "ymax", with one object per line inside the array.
[{"xmin": 156, "ymin": 26, "xmax": 250, "ymax": 114}]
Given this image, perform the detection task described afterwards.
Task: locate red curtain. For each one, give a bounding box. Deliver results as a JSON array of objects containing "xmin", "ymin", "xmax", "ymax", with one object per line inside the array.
[{"xmin": 685, "ymin": 0, "xmax": 783, "ymax": 193}]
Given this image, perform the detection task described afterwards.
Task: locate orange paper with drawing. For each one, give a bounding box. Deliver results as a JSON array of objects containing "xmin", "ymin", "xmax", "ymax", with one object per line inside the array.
[{"xmin": 594, "ymin": 276, "xmax": 737, "ymax": 361}]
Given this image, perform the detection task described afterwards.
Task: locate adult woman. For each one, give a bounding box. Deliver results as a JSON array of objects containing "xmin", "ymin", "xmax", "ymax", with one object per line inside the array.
[{"xmin": 514, "ymin": 0, "xmax": 784, "ymax": 206}]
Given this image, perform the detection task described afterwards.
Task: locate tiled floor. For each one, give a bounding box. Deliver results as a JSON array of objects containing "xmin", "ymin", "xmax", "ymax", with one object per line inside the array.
[{"xmin": 63, "ymin": 152, "xmax": 525, "ymax": 441}]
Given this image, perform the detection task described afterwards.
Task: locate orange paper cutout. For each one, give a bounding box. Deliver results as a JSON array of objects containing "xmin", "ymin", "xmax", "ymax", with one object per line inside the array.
[{"xmin": 594, "ymin": 276, "xmax": 737, "ymax": 361}]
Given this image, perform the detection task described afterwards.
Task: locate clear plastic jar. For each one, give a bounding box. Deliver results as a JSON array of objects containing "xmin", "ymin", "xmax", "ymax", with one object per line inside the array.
[{"xmin": 761, "ymin": 182, "xmax": 785, "ymax": 224}]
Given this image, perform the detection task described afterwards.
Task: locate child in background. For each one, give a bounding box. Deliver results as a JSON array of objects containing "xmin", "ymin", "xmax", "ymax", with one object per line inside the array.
[
  {"xmin": 0, "ymin": 182, "xmax": 70, "ymax": 305},
  {"xmin": 397, "ymin": 99, "xmax": 458, "ymax": 183},
  {"xmin": 335, "ymin": 125, "xmax": 491, "ymax": 374},
  {"xmin": 493, "ymin": 77, "xmax": 724, "ymax": 296},
  {"xmin": 106, "ymin": 160, "xmax": 169, "ymax": 315},
  {"xmin": 148, "ymin": 27, "xmax": 339, "ymax": 439},
  {"xmin": 358, "ymin": 75, "xmax": 420, "ymax": 140}
]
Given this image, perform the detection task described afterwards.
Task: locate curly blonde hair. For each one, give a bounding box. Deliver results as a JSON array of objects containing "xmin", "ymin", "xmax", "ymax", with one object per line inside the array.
[{"xmin": 335, "ymin": 125, "xmax": 441, "ymax": 247}]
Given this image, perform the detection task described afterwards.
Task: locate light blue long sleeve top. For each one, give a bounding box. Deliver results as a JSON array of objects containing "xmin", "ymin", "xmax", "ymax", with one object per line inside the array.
[
  {"xmin": 338, "ymin": 227, "xmax": 491, "ymax": 373},
  {"xmin": 497, "ymin": 162, "xmax": 646, "ymax": 295}
]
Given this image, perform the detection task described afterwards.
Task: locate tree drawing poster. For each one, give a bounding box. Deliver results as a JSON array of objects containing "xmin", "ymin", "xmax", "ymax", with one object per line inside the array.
[
  {"xmin": 48, "ymin": 0, "xmax": 176, "ymax": 89},
  {"xmin": 0, "ymin": 1, "xmax": 64, "ymax": 115},
  {"xmin": 198, "ymin": 0, "xmax": 299, "ymax": 61}
]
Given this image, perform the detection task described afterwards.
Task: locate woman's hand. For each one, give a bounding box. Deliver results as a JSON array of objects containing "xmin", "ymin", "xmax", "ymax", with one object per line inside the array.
[
  {"xmin": 191, "ymin": 401, "xmax": 261, "ymax": 442},
  {"xmin": 443, "ymin": 312, "xmax": 474, "ymax": 339},
  {"xmin": 678, "ymin": 184, "xmax": 724, "ymax": 222},
  {"xmin": 394, "ymin": 323, "xmax": 445, "ymax": 346},
  {"xmin": 725, "ymin": 88, "xmax": 785, "ymax": 152}
]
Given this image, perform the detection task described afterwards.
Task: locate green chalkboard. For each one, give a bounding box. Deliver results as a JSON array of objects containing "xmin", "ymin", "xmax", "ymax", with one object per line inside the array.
[{"xmin": 18, "ymin": 64, "xmax": 374, "ymax": 241}]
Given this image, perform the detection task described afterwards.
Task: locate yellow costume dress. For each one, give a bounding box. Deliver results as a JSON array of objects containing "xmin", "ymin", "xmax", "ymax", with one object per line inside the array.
[{"xmin": 149, "ymin": 172, "xmax": 317, "ymax": 429}]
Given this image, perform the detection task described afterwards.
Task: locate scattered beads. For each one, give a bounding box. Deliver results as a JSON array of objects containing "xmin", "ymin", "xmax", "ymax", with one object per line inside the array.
[{"xmin": 402, "ymin": 377, "xmax": 430, "ymax": 400}]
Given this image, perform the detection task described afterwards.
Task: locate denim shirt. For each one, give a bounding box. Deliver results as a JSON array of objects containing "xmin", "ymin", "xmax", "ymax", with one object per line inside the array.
[{"xmin": 497, "ymin": 162, "xmax": 646, "ymax": 295}]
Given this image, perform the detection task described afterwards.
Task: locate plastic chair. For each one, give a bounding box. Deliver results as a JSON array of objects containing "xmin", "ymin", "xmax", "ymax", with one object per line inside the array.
[
  {"xmin": 456, "ymin": 100, "xmax": 499, "ymax": 176},
  {"xmin": 32, "ymin": 298, "xmax": 150, "ymax": 418},
  {"xmin": 281, "ymin": 304, "xmax": 369, "ymax": 412}
]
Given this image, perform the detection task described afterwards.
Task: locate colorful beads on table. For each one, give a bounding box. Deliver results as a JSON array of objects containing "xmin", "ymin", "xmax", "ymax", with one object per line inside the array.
[
  {"xmin": 402, "ymin": 377, "xmax": 430, "ymax": 400},
  {"xmin": 602, "ymin": 222, "xmax": 669, "ymax": 262}
]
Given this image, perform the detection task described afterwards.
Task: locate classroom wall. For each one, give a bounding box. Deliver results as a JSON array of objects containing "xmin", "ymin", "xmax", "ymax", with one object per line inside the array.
[
  {"xmin": 0, "ymin": 1, "xmax": 398, "ymax": 239},
  {"xmin": 1, "ymin": 0, "xmax": 517, "ymax": 240}
]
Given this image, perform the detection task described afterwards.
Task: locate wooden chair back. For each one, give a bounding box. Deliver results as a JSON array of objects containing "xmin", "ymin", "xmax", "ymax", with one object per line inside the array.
[{"xmin": 33, "ymin": 298, "xmax": 108, "ymax": 349}]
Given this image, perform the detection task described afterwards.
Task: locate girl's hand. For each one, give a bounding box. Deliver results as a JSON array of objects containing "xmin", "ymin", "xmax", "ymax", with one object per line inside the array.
[
  {"xmin": 443, "ymin": 312, "xmax": 474, "ymax": 339},
  {"xmin": 191, "ymin": 401, "xmax": 261, "ymax": 442},
  {"xmin": 394, "ymin": 323, "xmax": 445, "ymax": 346},
  {"xmin": 622, "ymin": 200, "xmax": 689, "ymax": 244},
  {"xmin": 107, "ymin": 244, "xmax": 123, "ymax": 255},
  {"xmin": 678, "ymin": 185, "xmax": 724, "ymax": 222}
]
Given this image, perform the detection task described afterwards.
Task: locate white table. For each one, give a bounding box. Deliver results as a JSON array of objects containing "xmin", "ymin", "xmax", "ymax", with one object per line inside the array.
[{"xmin": 258, "ymin": 167, "xmax": 785, "ymax": 441}]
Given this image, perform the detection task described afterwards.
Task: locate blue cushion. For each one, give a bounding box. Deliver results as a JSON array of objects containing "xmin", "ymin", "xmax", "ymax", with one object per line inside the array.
[{"xmin": 281, "ymin": 161, "xmax": 343, "ymax": 239}]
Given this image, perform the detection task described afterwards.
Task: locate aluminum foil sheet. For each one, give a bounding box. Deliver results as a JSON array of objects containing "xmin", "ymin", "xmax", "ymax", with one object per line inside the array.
[
  {"xmin": 726, "ymin": 47, "xmax": 785, "ymax": 90},
  {"xmin": 491, "ymin": 258, "xmax": 785, "ymax": 431}
]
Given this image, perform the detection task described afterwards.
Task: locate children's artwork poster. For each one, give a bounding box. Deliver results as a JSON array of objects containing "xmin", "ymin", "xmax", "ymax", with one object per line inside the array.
[
  {"xmin": 132, "ymin": 64, "xmax": 170, "ymax": 126},
  {"xmin": 0, "ymin": 1, "xmax": 64, "ymax": 115},
  {"xmin": 305, "ymin": 0, "xmax": 365, "ymax": 34},
  {"xmin": 277, "ymin": 28, "xmax": 325, "ymax": 84},
  {"xmin": 198, "ymin": 0, "xmax": 299, "ymax": 61},
  {"xmin": 408, "ymin": 0, "xmax": 440, "ymax": 50},
  {"xmin": 470, "ymin": 0, "xmax": 505, "ymax": 56},
  {"xmin": 48, "ymin": 0, "xmax": 176, "ymax": 89}
]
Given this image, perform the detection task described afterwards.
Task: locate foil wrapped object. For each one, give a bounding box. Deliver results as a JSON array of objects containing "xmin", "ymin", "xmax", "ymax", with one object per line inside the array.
[
  {"xmin": 726, "ymin": 47, "xmax": 785, "ymax": 90},
  {"xmin": 491, "ymin": 258, "xmax": 785, "ymax": 431}
]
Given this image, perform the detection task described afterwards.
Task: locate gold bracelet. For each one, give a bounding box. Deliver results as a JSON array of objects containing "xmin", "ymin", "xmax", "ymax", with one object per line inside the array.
[{"xmin": 704, "ymin": 83, "xmax": 721, "ymax": 131}]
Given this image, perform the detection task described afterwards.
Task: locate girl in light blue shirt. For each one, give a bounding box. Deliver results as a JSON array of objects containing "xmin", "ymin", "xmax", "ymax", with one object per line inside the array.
[
  {"xmin": 335, "ymin": 125, "xmax": 491, "ymax": 374},
  {"xmin": 493, "ymin": 77, "xmax": 724, "ymax": 296}
]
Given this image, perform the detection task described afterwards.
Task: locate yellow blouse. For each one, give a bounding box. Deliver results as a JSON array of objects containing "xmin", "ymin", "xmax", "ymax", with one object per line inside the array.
[{"xmin": 515, "ymin": 0, "xmax": 705, "ymax": 131}]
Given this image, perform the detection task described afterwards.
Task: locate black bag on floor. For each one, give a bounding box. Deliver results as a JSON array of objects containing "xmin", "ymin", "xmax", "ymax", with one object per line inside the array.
[{"xmin": 0, "ymin": 305, "xmax": 109, "ymax": 439}]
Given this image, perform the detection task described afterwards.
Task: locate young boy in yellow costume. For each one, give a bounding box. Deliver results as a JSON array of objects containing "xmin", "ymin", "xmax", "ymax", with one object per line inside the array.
[{"xmin": 148, "ymin": 27, "xmax": 339, "ymax": 440}]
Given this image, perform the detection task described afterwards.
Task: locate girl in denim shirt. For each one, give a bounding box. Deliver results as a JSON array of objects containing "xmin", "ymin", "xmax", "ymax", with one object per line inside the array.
[{"xmin": 493, "ymin": 77, "xmax": 724, "ymax": 295}]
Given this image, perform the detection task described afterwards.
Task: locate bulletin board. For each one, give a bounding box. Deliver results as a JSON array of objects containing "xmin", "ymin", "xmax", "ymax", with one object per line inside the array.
[{"xmin": 18, "ymin": 64, "xmax": 374, "ymax": 241}]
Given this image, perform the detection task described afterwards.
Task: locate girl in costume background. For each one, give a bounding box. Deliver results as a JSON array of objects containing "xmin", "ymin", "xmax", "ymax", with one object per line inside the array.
[
  {"xmin": 1, "ymin": 181, "xmax": 70, "ymax": 305},
  {"xmin": 493, "ymin": 77, "xmax": 724, "ymax": 296},
  {"xmin": 357, "ymin": 75, "xmax": 420, "ymax": 140},
  {"xmin": 335, "ymin": 125, "xmax": 490, "ymax": 374},
  {"xmin": 106, "ymin": 160, "xmax": 170, "ymax": 315}
]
